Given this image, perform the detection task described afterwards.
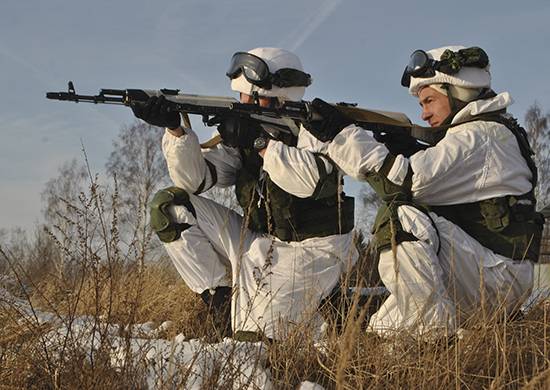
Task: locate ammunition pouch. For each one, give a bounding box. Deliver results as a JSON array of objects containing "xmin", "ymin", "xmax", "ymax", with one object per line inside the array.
[
  {"xmin": 149, "ymin": 186, "xmax": 196, "ymax": 243},
  {"xmin": 431, "ymin": 195, "xmax": 544, "ymax": 262},
  {"xmin": 364, "ymin": 154, "xmax": 422, "ymax": 253},
  {"xmin": 479, "ymin": 197, "xmax": 510, "ymax": 232},
  {"xmin": 428, "ymin": 113, "xmax": 545, "ymax": 262},
  {"xmin": 246, "ymin": 185, "xmax": 355, "ymax": 242},
  {"xmin": 369, "ymin": 202, "xmax": 421, "ymax": 253},
  {"xmin": 364, "ymin": 154, "xmax": 413, "ymax": 204}
]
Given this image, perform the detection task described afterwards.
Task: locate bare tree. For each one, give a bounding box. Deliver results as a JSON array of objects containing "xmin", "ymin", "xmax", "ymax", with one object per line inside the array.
[
  {"xmin": 41, "ymin": 159, "xmax": 88, "ymax": 226},
  {"xmin": 106, "ymin": 121, "xmax": 169, "ymax": 253},
  {"xmin": 525, "ymin": 102, "xmax": 550, "ymax": 207},
  {"xmin": 38, "ymin": 159, "xmax": 90, "ymax": 278}
]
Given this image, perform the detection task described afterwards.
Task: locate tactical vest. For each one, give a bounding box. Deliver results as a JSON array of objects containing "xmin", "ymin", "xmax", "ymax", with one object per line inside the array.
[
  {"xmin": 365, "ymin": 154, "xmax": 420, "ymax": 252},
  {"xmin": 430, "ymin": 114, "xmax": 544, "ymax": 261},
  {"xmin": 235, "ymin": 146, "xmax": 354, "ymax": 242},
  {"xmin": 369, "ymin": 112, "xmax": 544, "ymax": 262}
]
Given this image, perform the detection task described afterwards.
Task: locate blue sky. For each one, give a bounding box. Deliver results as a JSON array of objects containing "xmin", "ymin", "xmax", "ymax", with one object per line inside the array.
[{"xmin": 1, "ymin": 0, "xmax": 550, "ymax": 231}]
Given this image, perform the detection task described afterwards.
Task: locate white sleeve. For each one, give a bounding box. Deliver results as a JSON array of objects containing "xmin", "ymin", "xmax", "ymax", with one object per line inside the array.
[
  {"xmin": 202, "ymin": 143, "xmax": 242, "ymax": 188},
  {"xmin": 409, "ymin": 124, "xmax": 482, "ymax": 204},
  {"xmin": 162, "ymin": 128, "xmax": 241, "ymax": 192},
  {"xmin": 410, "ymin": 121, "xmax": 532, "ymax": 204},
  {"xmin": 262, "ymin": 127, "xmax": 333, "ymax": 198},
  {"xmin": 327, "ymin": 124, "xmax": 390, "ymax": 180},
  {"xmin": 327, "ymin": 121, "xmax": 532, "ymax": 205}
]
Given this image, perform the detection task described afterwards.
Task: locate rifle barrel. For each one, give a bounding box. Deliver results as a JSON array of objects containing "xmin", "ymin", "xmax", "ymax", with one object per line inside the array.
[{"xmin": 46, "ymin": 91, "xmax": 125, "ymax": 104}]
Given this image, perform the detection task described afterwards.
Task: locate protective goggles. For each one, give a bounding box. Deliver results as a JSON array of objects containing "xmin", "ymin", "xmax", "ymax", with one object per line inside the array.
[
  {"xmin": 401, "ymin": 47, "xmax": 489, "ymax": 87},
  {"xmin": 226, "ymin": 52, "xmax": 312, "ymax": 90}
]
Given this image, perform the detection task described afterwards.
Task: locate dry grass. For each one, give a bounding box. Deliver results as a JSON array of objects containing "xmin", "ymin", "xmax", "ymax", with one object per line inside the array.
[
  {"xmin": 318, "ymin": 302, "xmax": 550, "ymax": 389},
  {"xmin": 27, "ymin": 260, "xmax": 208, "ymax": 339},
  {"xmin": 1, "ymin": 177, "xmax": 549, "ymax": 389},
  {"xmin": 2, "ymin": 250, "xmax": 550, "ymax": 389}
]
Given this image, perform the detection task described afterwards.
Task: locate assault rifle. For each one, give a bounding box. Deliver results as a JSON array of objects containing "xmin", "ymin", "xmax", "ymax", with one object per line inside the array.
[{"xmin": 47, "ymin": 82, "xmax": 441, "ymax": 155}]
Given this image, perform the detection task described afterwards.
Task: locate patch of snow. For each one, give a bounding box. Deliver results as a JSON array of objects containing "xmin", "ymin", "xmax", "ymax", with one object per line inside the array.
[
  {"xmin": 298, "ymin": 381, "xmax": 326, "ymax": 390},
  {"xmin": 1, "ymin": 286, "xmax": 332, "ymax": 389}
]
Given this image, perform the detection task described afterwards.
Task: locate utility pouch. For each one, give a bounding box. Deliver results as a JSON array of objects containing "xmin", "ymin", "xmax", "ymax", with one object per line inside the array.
[
  {"xmin": 370, "ymin": 202, "xmax": 424, "ymax": 254},
  {"xmin": 149, "ymin": 187, "xmax": 196, "ymax": 243},
  {"xmin": 364, "ymin": 154, "xmax": 419, "ymax": 254},
  {"xmin": 431, "ymin": 195, "xmax": 544, "ymax": 262},
  {"xmin": 479, "ymin": 197, "xmax": 510, "ymax": 232}
]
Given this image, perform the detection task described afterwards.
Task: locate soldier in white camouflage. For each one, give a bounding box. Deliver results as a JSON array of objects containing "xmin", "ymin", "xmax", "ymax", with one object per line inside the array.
[{"xmin": 305, "ymin": 45, "xmax": 544, "ymax": 337}]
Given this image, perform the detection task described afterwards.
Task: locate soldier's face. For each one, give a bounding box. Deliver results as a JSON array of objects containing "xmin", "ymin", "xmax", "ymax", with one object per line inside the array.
[
  {"xmin": 240, "ymin": 93, "xmax": 277, "ymax": 108},
  {"xmin": 418, "ymin": 87, "xmax": 452, "ymax": 127}
]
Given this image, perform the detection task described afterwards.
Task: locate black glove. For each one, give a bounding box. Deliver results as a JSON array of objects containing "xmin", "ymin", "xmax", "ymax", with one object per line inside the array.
[
  {"xmin": 131, "ymin": 95, "xmax": 181, "ymax": 129},
  {"xmin": 306, "ymin": 98, "xmax": 353, "ymax": 142},
  {"xmin": 216, "ymin": 115, "xmax": 262, "ymax": 149},
  {"xmin": 373, "ymin": 131, "xmax": 428, "ymax": 157}
]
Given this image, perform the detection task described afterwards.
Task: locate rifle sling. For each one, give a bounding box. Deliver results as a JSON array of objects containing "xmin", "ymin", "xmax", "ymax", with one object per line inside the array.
[{"xmin": 200, "ymin": 134, "xmax": 223, "ymax": 149}]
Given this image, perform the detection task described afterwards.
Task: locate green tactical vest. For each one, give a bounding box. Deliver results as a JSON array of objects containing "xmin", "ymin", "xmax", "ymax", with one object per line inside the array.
[
  {"xmin": 235, "ymin": 147, "xmax": 354, "ymax": 242},
  {"xmin": 369, "ymin": 112, "xmax": 545, "ymax": 262},
  {"xmin": 366, "ymin": 154, "xmax": 423, "ymax": 253},
  {"xmin": 430, "ymin": 114, "xmax": 544, "ymax": 261}
]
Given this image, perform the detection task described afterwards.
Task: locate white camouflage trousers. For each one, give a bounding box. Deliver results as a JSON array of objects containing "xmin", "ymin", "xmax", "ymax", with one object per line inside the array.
[
  {"xmin": 162, "ymin": 194, "xmax": 358, "ymax": 340},
  {"xmin": 369, "ymin": 205, "xmax": 534, "ymax": 336}
]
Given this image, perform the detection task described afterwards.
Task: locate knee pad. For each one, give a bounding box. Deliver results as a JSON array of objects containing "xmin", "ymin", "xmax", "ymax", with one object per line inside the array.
[
  {"xmin": 149, "ymin": 186, "xmax": 197, "ymax": 243},
  {"xmin": 397, "ymin": 205, "xmax": 440, "ymax": 253}
]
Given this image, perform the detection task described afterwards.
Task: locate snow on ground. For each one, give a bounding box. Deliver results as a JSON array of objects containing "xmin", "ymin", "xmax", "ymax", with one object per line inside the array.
[
  {"xmin": 0, "ymin": 285, "xmax": 324, "ymax": 389},
  {"xmin": 4, "ymin": 273, "xmax": 550, "ymax": 389}
]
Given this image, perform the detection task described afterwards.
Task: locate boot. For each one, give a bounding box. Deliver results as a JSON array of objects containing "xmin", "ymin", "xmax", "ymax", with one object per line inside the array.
[{"xmin": 200, "ymin": 286, "xmax": 232, "ymax": 339}]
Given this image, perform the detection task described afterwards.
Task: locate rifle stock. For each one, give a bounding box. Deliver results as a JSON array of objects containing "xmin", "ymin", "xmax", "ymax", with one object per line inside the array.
[{"xmin": 335, "ymin": 105, "xmax": 411, "ymax": 128}]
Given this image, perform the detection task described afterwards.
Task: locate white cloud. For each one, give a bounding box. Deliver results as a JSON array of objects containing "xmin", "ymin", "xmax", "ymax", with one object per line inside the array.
[{"xmin": 278, "ymin": 0, "xmax": 344, "ymax": 51}]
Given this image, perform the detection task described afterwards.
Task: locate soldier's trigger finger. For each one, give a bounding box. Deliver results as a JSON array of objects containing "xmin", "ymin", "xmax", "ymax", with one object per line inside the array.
[{"xmin": 206, "ymin": 115, "xmax": 223, "ymax": 127}]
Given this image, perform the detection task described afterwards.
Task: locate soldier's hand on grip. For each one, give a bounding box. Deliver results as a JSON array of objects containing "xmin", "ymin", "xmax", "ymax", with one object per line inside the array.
[
  {"xmin": 216, "ymin": 115, "xmax": 262, "ymax": 149},
  {"xmin": 306, "ymin": 98, "xmax": 353, "ymax": 142}
]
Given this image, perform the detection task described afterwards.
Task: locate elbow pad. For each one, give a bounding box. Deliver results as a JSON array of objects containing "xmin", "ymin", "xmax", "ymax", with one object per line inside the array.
[{"xmin": 149, "ymin": 187, "xmax": 196, "ymax": 243}]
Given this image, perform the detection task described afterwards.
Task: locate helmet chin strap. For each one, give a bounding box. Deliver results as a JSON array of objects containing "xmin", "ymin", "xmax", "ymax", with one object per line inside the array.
[
  {"xmin": 250, "ymin": 90, "xmax": 280, "ymax": 108},
  {"xmin": 441, "ymin": 83, "xmax": 467, "ymax": 125},
  {"xmin": 442, "ymin": 83, "xmax": 457, "ymax": 112},
  {"xmin": 252, "ymin": 91, "xmax": 260, "ymax": 105}
]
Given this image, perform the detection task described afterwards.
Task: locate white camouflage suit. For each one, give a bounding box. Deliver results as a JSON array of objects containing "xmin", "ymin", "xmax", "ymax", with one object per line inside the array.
[
  {"xmin": 161, "ymin": 124, "xmax": 357, "ymax": 340},
  {"xmin": 326, "ymin": 91, "xmax": 534, "ymax": 336}
]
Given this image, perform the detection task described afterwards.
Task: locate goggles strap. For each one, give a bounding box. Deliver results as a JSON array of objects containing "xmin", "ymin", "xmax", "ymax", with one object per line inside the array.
[{"xmin": 271, "ymin": 68, "xmax": 311, "ymax": 88}]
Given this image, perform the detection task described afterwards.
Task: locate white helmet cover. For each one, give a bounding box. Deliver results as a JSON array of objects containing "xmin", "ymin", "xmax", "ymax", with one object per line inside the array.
[
  {"xmin": 409, "ymin": 45, "xmax": 491, "ymax": 96},
  {"xmin": 230, "ymin": 47, "xmax": 309, "ymax": 102}
]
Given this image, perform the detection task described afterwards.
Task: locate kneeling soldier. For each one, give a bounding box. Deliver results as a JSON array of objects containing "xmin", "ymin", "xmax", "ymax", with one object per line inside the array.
[
  {"xmin": 306, "ymin": 46, "xmax": 544, "ymax": 337},
  {"xmin": 133, "ymin": 48, "xmax": 358, "ymax": 340}
]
